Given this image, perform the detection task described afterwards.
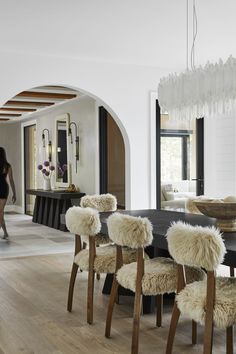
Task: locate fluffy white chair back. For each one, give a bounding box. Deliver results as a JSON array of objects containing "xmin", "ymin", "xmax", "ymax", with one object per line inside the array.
[
  {"xmin": 80, "ymin": 194, "xmax": 117, "ymax": 212},
  {"xmin": 107, "ymin": 213, "xmax": 153, "ymax": 248},
  {"xmin": 166, "ymin": 221, "xmax": 226, "ymax": 271},
  {"xmin": 66, "ymin": 207, "xmax": 101, "ymax": 236}
]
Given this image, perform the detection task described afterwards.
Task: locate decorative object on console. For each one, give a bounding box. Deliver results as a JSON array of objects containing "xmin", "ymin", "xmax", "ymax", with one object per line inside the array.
[
  {"xmin": 42, "ymin": 128, "xmax": 52, "ymax": 162},
  {"xmin": 68, "ymin": 122, "xmax": 79, "ymax": 173},
  {"xmin": 67, "ymin": 183, "xmax": 77, "ymax": 193},
  {"xmin": 38, "ymin": 161, "xmax": 55, "ymax": 190}
]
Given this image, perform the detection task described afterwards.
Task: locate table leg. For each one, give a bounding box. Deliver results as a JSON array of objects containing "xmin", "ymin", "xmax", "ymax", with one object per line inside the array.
[
  {"xmin": 48, "ymin": 199, "xmax": 56, "ymax": 228},
  {"xmin": 37, "ymin": 196, "xmax": 45, "ymax": 224},
  {"xmin": 32, "ymin": 196, "xmax": 40, "ymax": 223},
  {"xmin": 42, "ymin": 197, "xmax": 50, "ymax": 226}
]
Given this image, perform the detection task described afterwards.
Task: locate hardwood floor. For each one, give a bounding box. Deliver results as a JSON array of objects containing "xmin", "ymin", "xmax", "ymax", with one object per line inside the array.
[{"xmin": 0, "ymin": 253, "xmax": 233, "ymax": 354}]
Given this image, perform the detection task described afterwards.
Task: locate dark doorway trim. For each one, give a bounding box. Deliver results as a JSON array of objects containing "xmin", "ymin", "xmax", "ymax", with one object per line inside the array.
[
  {"xmin": 196, "ymin": 117, "xmax": 204, "ymax": 195},
  {"xmin": 156, "ymin": 100, "xmax": 161, "ymax": 209},
  {"xmin": 99, "ymin": 106, "xmax": 108, "ymax": 194},
  {"xmin": 24, "ymin": 124, "xmax": 36, "ymax": 215}
]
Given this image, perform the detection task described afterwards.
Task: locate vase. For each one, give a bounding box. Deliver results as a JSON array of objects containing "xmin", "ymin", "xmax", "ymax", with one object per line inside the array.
[{"xmin": 43, "ymin": 178, "xmax": 51, "ymax": 191}]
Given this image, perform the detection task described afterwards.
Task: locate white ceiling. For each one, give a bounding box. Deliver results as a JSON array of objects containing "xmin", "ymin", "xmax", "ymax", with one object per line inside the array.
[{"xmin": 1, "ymin": 0, "xmax": 236, "ymax": 70}]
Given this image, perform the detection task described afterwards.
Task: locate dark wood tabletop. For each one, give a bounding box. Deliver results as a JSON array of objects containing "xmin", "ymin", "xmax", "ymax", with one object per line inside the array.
[{"xmin": 100, "ymin": 209, "xmax": 236, "ymax": 268}]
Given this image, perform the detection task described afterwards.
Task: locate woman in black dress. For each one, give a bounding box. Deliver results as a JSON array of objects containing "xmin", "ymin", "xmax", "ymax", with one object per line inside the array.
[{"xmin": 0, "ymin": 147, "xmax": 16, "ymax": 239}]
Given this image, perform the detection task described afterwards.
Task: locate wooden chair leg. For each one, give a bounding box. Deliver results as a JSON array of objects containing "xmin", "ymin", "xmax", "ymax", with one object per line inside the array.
[
  {"xmin": 192, "ymin": 320, "xmax": 197, "ymax": 344},
  {"xmin": 230, "ymin": 267, "xmax": 234, "ymax": 277},
  {"xmin": 166, "ymin": 302, "xmax": 181, "ymax": 354},
  {"xmin": 105, "ymin": 276, "xmax": 119, "ymax": 338},
  {"xmin": 87, "ymin": 266, "xmax": 95, "ymax": 324},
  {"xmin": 226, "ymin": 326, "xmax": 233, "ymax": 354},
  {"xmin": 96, "ymin": 273, "xmax": 100, "ymax": 280},
  {"xmin": 131, "ymin": 292, "xmax": 142, "ymax": 354},
  {"xmin": 156, "ymin": 294, "xmax": 163, "ymax": 327},
  {"xmin": 67, "ymin": 263, "xmax": 79, "ymax": 312},
  {"xmin": 115, "ymin": 290, "xmax": 120, "ymax": 305},
  {"xmin": 203, "ymin": 317, "xmax": 214, "ymax": 354}
]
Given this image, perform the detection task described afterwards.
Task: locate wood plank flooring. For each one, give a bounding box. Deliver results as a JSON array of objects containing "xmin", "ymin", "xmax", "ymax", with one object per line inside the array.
[{"xmin": 0, "ymin": 253, "xmax": 233, "ymax": 354}]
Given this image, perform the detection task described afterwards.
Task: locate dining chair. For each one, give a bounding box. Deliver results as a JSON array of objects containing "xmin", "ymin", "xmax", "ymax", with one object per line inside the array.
[
  {"xmin": 65, "ymin": 206, "xmax": 138, "ymax": 324},
  {"xmin": 186, "ymin": 196, "xmax": 235, "ymax": 277},
  {"xmin": 80, "ymin": 193, "xmax": 117, "ymax": 246},
  {"xmin": 80, "ymin": 193, "xmax": 117, "ymax": 280},
  {"xmin": 105, "ymin": 213, "xmax": 205, "ymax": 354},
  {"xmin": 166, "ymin": 221, "xmax": 236, "ymax": 354}
]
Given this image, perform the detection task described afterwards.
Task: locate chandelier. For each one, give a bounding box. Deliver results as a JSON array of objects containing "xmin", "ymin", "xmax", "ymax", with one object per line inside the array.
[
  {"xmin": 158, "ymin": 1, "xmax": 236, "ymax": 121},
  {"xmin": 158, "ymin": 56, "xmax": 236, "ymax": 121}
]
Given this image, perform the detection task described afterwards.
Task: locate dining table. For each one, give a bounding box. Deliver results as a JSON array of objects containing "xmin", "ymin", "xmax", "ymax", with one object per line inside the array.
[{"xmin": 100, "ymin": 209, "xmax": 236, "ymax": 313}]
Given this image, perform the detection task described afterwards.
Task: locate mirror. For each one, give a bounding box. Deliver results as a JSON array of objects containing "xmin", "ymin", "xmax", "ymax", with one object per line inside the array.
[{"xmin": 55, "ymin": 114, "xmax": 70, "ymax": 187}]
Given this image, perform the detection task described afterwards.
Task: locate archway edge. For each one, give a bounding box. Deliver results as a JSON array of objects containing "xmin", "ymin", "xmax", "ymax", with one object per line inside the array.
[{"xmin": 0, "ymin": 82, "xmax": 131, "ymax": 208}]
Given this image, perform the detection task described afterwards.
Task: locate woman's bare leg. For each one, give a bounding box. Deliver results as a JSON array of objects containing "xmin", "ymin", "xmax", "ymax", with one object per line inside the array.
[
  {"xmin": 0, "ymin": 199, "xmax": 8, "ymax": 238},
  {"xmin": 2, "ymin": 221, "xmax": 8, "ymax": 238}
]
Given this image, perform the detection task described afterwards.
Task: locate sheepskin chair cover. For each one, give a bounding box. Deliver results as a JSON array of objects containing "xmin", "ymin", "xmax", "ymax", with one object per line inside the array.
[
  {"xmin": 80, "ymin": 193, "xmax": 117, "ymax": 212},
  {"xmin": 177, "ymin": 277, "xmax": 236, "ymax": 329},
  {"xmin": 80, "ymin": 194, "xmax": 116, "ymax": 245},
  {"xmin": 107, "ymin": 213, "xmax": 153, "ymax": 249},
  {"xmin": 166, "ymin": 221, "xmax": 226, "ymax": 271},
  {"xmin": 116, "ymin": 257, "xmax": 205, "ymax": 296},
  {"xmin": 65, "ymin": 206, "xmax": 101, "ymax": 236},
  {"xmin": 74, "ymin": 245, "xmax": 148, "ymax": 273}
]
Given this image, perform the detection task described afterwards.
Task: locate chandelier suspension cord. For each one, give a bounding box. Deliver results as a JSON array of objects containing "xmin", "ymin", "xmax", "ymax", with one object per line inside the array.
[
  {"xmin": 186, "ymin": 0, "xmax": 189, "ymax": 70},
  {"xmin": 191, "ymin": 0, "xmax": 198, "ymax": 70}
]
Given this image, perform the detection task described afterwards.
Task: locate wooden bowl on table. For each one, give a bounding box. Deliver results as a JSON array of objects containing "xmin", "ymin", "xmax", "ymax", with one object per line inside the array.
[{"xmin": 195, "ymin": 199, "xmax": 236, "ymax": 232}]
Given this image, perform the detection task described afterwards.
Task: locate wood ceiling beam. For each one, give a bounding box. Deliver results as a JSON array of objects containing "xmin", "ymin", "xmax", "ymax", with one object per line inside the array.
[
  {"xmin": 0, "ymin": 107, "xmax": 37, "ymax": 112},
  {"xmin": 6, "ymin": 101, "xmax": 54, "ymax": 107},
  {"xmin": 16, "ymin": 91, "xmax": 77, "ymax": 99},
  {"xmin": 0, "ymin": 113, "xmax": 22, "ymax": 117}
]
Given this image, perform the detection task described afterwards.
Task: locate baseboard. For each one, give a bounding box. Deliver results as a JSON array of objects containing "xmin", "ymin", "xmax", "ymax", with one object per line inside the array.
[{"xmin": 5, "ymin": 205, "xmax": 24, "ymax": 214}]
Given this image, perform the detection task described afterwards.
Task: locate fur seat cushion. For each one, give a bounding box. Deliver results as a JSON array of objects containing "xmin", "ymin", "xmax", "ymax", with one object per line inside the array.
[
  {"xmin": 81, "ymin": 233, "xmax": 111, "ymax": 246},
  {"xmin": 74, "ymin": 245, "xmax": 147, "ymax": 274},
  {"xmin": 177, "ymin": 277, "xmax": 236, "ymax": 329},
  {"xmin": 116, "ymin": 257, "xmax": 205, "ymax": 296}
]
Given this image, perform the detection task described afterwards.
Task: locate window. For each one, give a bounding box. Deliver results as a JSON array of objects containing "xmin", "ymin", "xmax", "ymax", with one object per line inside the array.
[{"xmin": 161, "ymin": 131, "xmax": 190, "ymax": 182}]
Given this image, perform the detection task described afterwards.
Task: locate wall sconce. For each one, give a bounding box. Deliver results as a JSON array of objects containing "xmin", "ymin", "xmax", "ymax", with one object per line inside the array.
[
  {"xmin": 42, "ymin": 128, "xmax": 52, "ymax": 162},
  {"xmin": 68, "ymin": 122, "xmax": 79, "ymax": 173}
]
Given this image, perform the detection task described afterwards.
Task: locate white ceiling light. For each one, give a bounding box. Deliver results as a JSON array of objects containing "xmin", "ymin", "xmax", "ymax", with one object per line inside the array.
[{"xmin": 158, "ymin": 0, "xmax": 236, "ymax": 121}]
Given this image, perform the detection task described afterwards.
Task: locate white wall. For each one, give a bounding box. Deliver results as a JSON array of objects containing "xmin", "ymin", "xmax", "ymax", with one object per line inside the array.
[
  {"xmin": 205, "ymin": 114, "xmax": 236, "ymax": 198},
  {"xmin": 35, "ymin": 96, "xmax": 98, "ymax": 195}
]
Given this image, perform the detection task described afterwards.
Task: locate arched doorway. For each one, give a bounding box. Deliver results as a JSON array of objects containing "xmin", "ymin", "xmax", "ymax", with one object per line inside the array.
[{"xmin": 0, "ymin": 85, "xmax": 126, "ymax": 213}]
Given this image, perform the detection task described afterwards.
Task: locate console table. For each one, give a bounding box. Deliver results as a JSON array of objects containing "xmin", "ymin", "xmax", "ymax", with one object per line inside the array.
[{"xmin": 26, "ymin": 189, "xmax": 85, "ymax": 231}]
